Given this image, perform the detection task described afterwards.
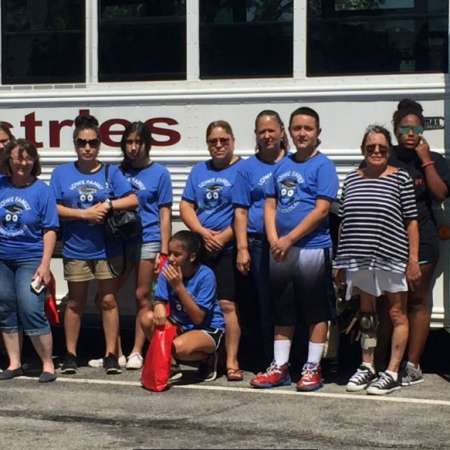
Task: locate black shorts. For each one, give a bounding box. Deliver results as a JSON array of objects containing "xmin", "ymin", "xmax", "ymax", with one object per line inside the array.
[
  {"xmin": 270, "ymin": 247, "xmax": 335, "ymax": 326},
  {"xmin": 202, "ymin": 327, "xmax": 224, "ymax": 350},
  {"xmin": 204, "ymin": 249, "xmax": 237, "ymax": 301}
]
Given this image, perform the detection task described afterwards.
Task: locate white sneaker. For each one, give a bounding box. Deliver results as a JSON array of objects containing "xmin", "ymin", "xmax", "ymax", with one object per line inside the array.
[
  {"xmin": 126, "ymin": 352, "xmax": 143, "ymax": 370},
  {"xmin": 88, "ymin": 355, "xmax": 127, "ymax": 368},
  {"xmin": 88, "ymin": 357, "xmax": 104, "ymax": 368}
]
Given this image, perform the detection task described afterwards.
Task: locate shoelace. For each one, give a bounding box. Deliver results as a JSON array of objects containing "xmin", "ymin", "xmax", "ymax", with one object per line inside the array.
[
  {"xmin": 350, "ymin": 368, "xmax": 372, "ymax": 383},
  {"xmin": 265, "ymin": 362, "xmax": 283, "ymax": 375},
  {"xmin": 302, "ymin": 363, "xmax": 318, "ymax": 376},
  {"xmin": 373, "ymin": 373, "xmax": 392, "ymax": 388}
]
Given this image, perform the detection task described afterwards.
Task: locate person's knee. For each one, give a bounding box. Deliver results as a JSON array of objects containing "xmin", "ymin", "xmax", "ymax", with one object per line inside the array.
[
  {"xmin": 99, "ymin": 295, "xmax": 117, "ymax": 311},
  {"xmin": 138, "ymin": 308, "xmax": 154, "ymax": 332},
  {"xmin": 173, "ymin": 338, "xmax": 191, "ymax": 360},
  {"xmin": 66, "ymin": 299, "xmax": 84, "ymax": 315},
  {"xmin": 135, "ymin": 287, "xmax": 150, "ymax": 309},
  {"xmin": 389, "ymin": 306, "xmax": 407, "ymax": 327}
]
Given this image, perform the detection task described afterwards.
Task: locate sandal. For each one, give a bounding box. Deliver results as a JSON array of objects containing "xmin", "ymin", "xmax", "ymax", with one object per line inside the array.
[{"xmin": 226, "ymin": 368, "xmax": 244, "ymax": 382}]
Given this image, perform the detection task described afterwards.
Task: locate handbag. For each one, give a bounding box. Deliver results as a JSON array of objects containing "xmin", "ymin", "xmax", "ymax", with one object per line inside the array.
[
  {"xmin": 104, "ymin": 164, "xmax": 142, "ymax": 242},
  {"xmin": 44, "ymin": 272, "xmax": 61, "ymax": 326},
  {"xmin": 103, "ymin": 164, "xmax": 142, "ymax": 276},
  {"xmin": 141, "ymin": 314, "xmax": 177, "ymax": 392}
]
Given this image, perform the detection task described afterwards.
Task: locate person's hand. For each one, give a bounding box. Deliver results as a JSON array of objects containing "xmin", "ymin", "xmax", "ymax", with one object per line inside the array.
[
  {"xmin": 33, "ymin": 263, "xmax": 52, "ymax": 286},
  {"xmin": 236, "ymin": 248, "xmax": 251, "ymax": 275},
  {"xmin": 270, "ymin": 235, "xmax": 293, "ymax": 262},
  {"xmin": 406, "ymin": 261, "xmax": 422, "ymax": 290},
  {"xmin": 162, "ymin": 263, "xmax": 183, "ymax": 291},
  {"xmin": 82, "ymin": 203, "xmax": 108, "ymax": 224},
  {"xmin": 334, "ymin": 268, "xmax": 346, "ymax": 288},
  {"xmin": 200, "ymin": 228, "xmax": 223, "ymax": 253},
  {"xmin": 415, "ymin": 136, "xmax": 432, "ymax": 163},
  {"xmin": 153, "ymin": 302, "xmax": 167, "ymax": 327}
]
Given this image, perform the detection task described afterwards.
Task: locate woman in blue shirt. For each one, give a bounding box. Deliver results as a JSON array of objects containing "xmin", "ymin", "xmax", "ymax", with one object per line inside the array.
[
  {"xmin": 118, "ymin": 121, "xmax": 172, "ymax": 369},
  {"xmin": 50, "ymin": 114, "xmax": 138, "ymax": 375},
  {"xmin": 0, "ymin": 139, "xmax": 59, "ymax": 382},
  {"xmin": 233, "ymin": 110, "xmax": 287, "ymax": 371},
  {"xmin": 140, "ymin": 230, "xmax": 225, "ymax": 382},
  {"xmin": 180, "ymin": 121, "xmax": 244, "ymax": 381}
]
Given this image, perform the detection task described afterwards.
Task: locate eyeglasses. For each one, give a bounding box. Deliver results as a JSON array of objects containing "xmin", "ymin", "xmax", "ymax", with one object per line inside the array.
[
  {"xmin": 365, "ymin": 144, "xmax": 389, "ymax": 156},
  {"xmin": 398, "ymin": 126, "xmax": 424, "ymax": 135},
  {"xmin": 125, "ymin": 139, "xmax": 143, "ymax": 146},
  {"xmin": 11, "ymin": 157, "xmax": 34, "ymax": 164},
  {"xmin": 207, "ymin": 137, "xmax": 230, "ymax": 146},
  {"xmin": 76, "ymin": 138, "xmax": 100, "ymax": 148}
]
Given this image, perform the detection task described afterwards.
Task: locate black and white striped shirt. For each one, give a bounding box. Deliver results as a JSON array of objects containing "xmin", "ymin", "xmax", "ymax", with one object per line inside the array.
[{"xmin": 334, "ymin": 168, "xmax": 418, "ymax": 273}]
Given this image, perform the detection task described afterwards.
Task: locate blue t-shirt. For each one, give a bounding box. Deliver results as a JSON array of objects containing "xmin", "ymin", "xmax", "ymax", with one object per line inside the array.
[
  {"xmin": 266, "ymin": 152, "xmax": 339, "ymax": 249},
  {"xmin": 182, "ymin": 159, "xmax": 243, "ymax": 231},
  {"xmin": 232, "ymin": 154, "xmax": 285, "ymax": 235},
  {"xmin": 0, "ymin": 178, "xmax": 59, "ymax": 261},
  {"xmin": 120, "ymin": 163, "xmax": 172, "ymax": 243},
  {"xmin": 154, "ymin": 264, "xmax": 225, "ymax": 332},
  {"xmin": 50, "ymin": 162, "xmax": 133, "ymax": 259}
]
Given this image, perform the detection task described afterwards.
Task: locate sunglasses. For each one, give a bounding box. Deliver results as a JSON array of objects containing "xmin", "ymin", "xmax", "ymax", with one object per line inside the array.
[
  {"xmin": 365, "ymin": 144, "xmax": 389, "ymax": 156},
  {"xmin": 398, "ymin": 126, "xmax": 424, "ymax": 135},
  {"xmin": 207, "ymin": 137, "xmax": 230, "ymax": 146},
  {"xmin": 76, "ymin": 138, "xmax": 100, "ymax": 148}
]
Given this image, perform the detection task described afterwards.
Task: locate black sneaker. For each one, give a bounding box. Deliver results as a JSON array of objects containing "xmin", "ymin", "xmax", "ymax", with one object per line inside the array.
[
  {"xmin": 103, "ymin": 353, "xmax": 122, "ymax": 375},
  {"xmin": 61, "ymin": 353, "xmax": 77, "ymax": 374},
  {"xmin": 168, "ymin": 363, "xmax": 183, "ymax": 382},
  {"xmin": 346, "ymin": 365, "xmax": 376, "ymax": 392},
  {"xmin": 367, "ymin": 372, "xmax": 400, "ymax": 395},
  {"xmin": 198, "ymin": 352, "xmax": 218, "ymax": 382}
]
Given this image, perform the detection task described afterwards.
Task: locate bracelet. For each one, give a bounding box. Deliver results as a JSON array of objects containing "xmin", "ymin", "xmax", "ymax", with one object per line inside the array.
[{"xmin": 421, "ymin": 160, "xmax": 435, "ymax": 169}]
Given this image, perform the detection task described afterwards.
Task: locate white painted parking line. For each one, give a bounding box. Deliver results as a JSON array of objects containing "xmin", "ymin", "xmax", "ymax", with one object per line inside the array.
[{"xmin": 18, "ymin": 375, "xmax": 450, "ymax": 407}]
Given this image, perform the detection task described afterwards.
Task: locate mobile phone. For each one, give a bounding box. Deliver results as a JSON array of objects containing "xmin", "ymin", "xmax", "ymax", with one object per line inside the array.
[{"xmin": 30, "ymin": 277, "xmax": 46, "ymax": 295}]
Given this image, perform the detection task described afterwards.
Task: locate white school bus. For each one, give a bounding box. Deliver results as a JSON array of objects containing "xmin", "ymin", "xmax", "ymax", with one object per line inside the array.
[{"xmin": 0, "ymin": 0, "xmax": 449, "ymax": 328}]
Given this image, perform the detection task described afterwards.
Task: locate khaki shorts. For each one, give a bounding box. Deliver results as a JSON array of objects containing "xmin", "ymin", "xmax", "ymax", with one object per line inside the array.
[{"xmin": 63, "ymin": 258, "xmax": 121, "ymax": 282}]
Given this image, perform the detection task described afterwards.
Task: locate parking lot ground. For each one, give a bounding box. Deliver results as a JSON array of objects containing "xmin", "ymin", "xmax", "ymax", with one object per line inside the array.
[{"xmin": 1, "ymin": 364, "xmax": 449, "ymax": 450}]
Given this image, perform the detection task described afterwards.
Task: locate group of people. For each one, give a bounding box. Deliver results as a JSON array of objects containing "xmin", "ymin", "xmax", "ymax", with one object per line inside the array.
[{"xmin": 0, "ymin": 98, "xmax": 448, "ymax": 396}]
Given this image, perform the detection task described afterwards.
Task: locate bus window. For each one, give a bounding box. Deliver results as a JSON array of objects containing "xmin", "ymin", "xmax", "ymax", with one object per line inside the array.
[
  {"xmin": 1, "ymin": 0, "xmax": 85, "ymax": 85},
  {"xmin": 307, "ymin": 0, "xmax": 448, "ymax": 76},
  {"xmin": 98, "ymin": 0, "xmax": 186, "ymax": 82},
  {"xmin": 199, "ymin": 0, "xmax": 293, "ymax": 79}
]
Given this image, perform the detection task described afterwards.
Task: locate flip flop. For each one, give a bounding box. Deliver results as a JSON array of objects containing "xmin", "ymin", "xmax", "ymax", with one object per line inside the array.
[{"xmin": 226, "ymin": 368, "xmax": 244, "ymax": 382}]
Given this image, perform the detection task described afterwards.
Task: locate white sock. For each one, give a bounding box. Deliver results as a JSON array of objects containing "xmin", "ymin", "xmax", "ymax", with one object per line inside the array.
[
  {"xmin": 407, "ymin": 361, "xmax": 419, "ymax": 369},
  {"xmin": 274, "ymin": 340, "xmax": 291, "ymax": 366},
  {"xmin": 386, "ymin": 370, "xmax": 398, "ymax": 381},
  {"xmin": 361, "ymin": 362, "xmax": 375, "ymax": 373},
  {"xmin": 307, "ymin": 341, "xmax": 325, "ymax": 365}
]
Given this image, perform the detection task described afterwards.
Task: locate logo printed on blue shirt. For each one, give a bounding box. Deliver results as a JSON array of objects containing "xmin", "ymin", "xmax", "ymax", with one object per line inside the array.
[
  {"xmin": 0, "ymin": 197, "xmax": 31, "ymax": 237},
  {"xmin": 276, "ymin": 171, "xmax": 305, "ymax": 212},
  {"xmin": 199, "ymin": 177, "xmax": 231, "ymax": 211}
]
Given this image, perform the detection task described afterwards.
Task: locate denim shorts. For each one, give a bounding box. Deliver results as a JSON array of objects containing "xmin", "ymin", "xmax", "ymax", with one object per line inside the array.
[
  {"xmin": 0, "ymin": 259, "xmax": 50, "ymax": 336},
  {"xmin": 126, "ymin": 241, "xmax": 161, "ymax": 261}
]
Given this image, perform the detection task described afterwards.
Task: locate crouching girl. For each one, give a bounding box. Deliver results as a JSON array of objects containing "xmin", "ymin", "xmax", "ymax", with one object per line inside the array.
[{"xmin": 139, "ymin": 230, "xmax": 225, "ymax": 382}]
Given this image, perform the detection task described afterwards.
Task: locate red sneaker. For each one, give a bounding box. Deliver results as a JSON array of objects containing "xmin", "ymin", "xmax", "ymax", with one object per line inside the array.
[
  {"xmin": 250, "ymin": 362, "xmax": 291, "ymax": 389},
  {"xmin": 296, "ymin": 362, "xmax": 323, "ymax": 391}
]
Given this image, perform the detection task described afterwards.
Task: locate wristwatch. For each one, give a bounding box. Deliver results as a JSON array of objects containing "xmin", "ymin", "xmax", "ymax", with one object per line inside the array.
[{"xmin": 105, "ymin": 198, "xmax": 113, "ymax": 211}]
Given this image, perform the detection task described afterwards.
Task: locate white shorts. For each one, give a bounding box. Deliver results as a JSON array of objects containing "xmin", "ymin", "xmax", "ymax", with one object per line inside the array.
[{"xmin": 345, "ymin": 269, "xmax": 408, "ymax": 299}]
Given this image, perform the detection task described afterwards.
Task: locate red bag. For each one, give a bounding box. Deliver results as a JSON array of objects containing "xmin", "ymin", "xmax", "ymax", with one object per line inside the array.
[
  {"xmin": 141, "ymin": 320, "xmax": 177, "ymax": 392},
  {"xmin": 44, "ymin": 272, "xmax": 60, "ymax": 326}
]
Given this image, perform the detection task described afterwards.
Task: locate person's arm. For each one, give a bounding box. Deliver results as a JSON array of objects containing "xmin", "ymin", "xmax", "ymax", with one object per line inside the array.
[
  {"xmin": 180, "ymin": 200, "xmax": 222, "ymax": 252},
  {"xmin": 264, "ymin": 197, "xmax": 278, "ymax": 248},
  {"xmin": 33, "ymin": 229, "xmax": 57, "ymax": 286},
  {"xmin": 215, "ymin": 225, "xmax": 234, "ymax": 248},
  {"xmin": 405, "ymin": 218, "xmax": 421, "ymax": 287},
  {"xmin": 159, "ymin": 206, "xmax": 171, "ymax": 255},
  {"xmin": 271, "ymin": 198, "xmax": 332, "ymax": 261},
  {"xmin": 415, "ymin": 138, "xmax": 448, "ymax": 201},
  {"xmin": 56, "ymin": 203, "xmax": 107, "ymax": 223},
  {"xmin": 235, "ymin": 207, "xmax": 250, "ymax": 275},
  {"xmin": 163, "ymin": 264, "xmax": 206, "ymax": 325}
]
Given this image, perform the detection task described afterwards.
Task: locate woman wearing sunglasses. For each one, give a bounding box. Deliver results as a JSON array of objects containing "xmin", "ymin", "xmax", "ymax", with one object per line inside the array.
[
  {"xmin": 334, "ymin": 125, "xmax": 420, "ymax": 395},
  {"xmin": 50, "ymin": 114, "xmax": 137, "ymax": 375},
  {"xmin": 180, "ymin": 120, "xmax": 244, "ymax": 381},
  {"xmin": 389, "ymin": 99, "xmax": 450, "ymax": 386}
]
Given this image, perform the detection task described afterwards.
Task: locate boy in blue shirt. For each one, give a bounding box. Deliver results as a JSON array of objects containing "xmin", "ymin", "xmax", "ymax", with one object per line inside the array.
[{"xmin": 250, "ymin": 107, "xmax": 339, "ymax": 391}]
